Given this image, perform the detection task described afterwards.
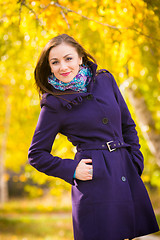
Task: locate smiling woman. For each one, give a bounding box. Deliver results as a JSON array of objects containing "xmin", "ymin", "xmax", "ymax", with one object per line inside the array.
[
  {"xmin": 48, "ymin": 43, "xmax": 82, "ymax": 83},
  {"xmin": 34, "ymin": 34, "xmax": 96, "ymax": 96},
  {"xmin": 28, "ymin": 34, "xmax": 159, "ymax": 240}
]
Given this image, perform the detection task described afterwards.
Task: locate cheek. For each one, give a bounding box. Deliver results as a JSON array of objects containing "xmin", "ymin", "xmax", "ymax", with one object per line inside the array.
[
  {"xmin": 49, "ymin": 64, "xmax": 53, "ymax": 71},
  {"xmin": 50, "ymin": 65, "xmax": 58, "ymax": 74},
  {"xmin": 71, "ymin": 62, "xmax": 80, "ymax": 71}
]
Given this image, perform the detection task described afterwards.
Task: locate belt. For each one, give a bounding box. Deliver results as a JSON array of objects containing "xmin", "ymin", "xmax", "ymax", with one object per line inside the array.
[{"xmin": 76, "ymin": 140, "xmax": 131, "ymax": 152}]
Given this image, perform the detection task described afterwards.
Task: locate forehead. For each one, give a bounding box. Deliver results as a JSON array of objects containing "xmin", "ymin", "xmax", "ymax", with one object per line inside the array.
[{"xmin": 49, "ymin": 43, "xmax": 78, "ymax": 59}]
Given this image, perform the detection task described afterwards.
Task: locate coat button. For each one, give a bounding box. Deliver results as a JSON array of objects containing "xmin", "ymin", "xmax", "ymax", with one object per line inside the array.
[
  {"xmin": 72, "ymin": 100, "xmax": 78, "ymax": 105},
  {"xmin": 66, "ymin": 104, "xmax": 72, "ymax": 110},
  {"xmin": 102, "ymin": 118, "xmax": 108, "ymax": 124},
  {"xmin": 121, "ymin": 176, "xmax": 126, "ymax": 182},
  {"xmin": 87, "ymin": 94, "xmax": 93, "ymax": 100},
  {"xmin": 77, "ymin": 96, "xmax": 83, "ymax": 103}
]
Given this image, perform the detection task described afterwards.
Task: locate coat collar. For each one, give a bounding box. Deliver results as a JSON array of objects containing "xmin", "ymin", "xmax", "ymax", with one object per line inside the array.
[{"xmin": 41, "ymin": 61, "xmax": 97, "ymax": 110}]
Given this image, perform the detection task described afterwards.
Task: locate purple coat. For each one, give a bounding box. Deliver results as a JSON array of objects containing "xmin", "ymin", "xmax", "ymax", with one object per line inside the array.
[{"xmin": 28, "ymin": 61, "xmax": 159, "ymax": 240}]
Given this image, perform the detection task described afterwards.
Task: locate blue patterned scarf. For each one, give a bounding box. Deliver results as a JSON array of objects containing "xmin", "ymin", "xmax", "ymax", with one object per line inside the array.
[{"xmin": 48, "ymin": 65, "xmax": 92, "ymax": 92}]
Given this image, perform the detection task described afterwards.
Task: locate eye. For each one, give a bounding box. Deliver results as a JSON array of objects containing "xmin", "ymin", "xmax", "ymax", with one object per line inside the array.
[
  {"xmin": 51, "ymin": 61, "xmax": 58, "ymax": 65},
  {"xmin": 66, "ymin": 57, "xmax": 72, "ymax": 61}
]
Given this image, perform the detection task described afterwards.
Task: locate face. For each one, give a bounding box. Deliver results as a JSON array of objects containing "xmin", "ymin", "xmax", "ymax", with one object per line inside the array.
[{"xmin": 48, "ymin": 43, "xmax": 82, "ymax": 83}]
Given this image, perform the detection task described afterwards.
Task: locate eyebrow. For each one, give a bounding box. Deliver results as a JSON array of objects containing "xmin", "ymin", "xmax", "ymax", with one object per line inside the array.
[{"xmin": 49, "ymin": 54, "xmax": 72, "ymax": 62}]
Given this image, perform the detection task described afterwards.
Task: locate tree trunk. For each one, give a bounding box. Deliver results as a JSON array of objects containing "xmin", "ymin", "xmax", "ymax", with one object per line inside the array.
[
  {"xmin": 127, "ymin": 86, "xmax": 160, "ymax": 166},
  {"xmin": 0, "ymin": 87, "xmax": 11, "ymax": 205}
]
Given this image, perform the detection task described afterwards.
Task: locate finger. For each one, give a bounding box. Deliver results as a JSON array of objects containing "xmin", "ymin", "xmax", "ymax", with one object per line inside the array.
[
  {"xmin": 88, "ymin": 168, "xmax": 93, "ymax": 176},
  {"xmin": 88, "ymin": 174, "xmax": 93, "ymax": 180},
  {"xmin": 83, "ymin": 175, "xmax": 92, "ymax": 181},
  {"xmin": 87, "ymin": 166, "xmax": 93, "ymax": 172},
  {"xmin": 81, "ymin": 158, "xmax": 92, "ymax": 164}
]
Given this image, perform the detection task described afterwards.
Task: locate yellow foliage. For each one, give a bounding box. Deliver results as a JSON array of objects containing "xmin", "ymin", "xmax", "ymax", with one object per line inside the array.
[
  {"xmin": 19, "ymin": 174, "xmax": 27, "ymax": 182},
  {"xmin": 98, "ymin": 6, "xmax": 106, "ymax": 16},
  {"xmin": 59, "ymin": 0, "xmax": 69, "ymax": 4},
  {"xmin": 24, "ymin": 185, "xmax": 43, "ymax": 198},
  {"xmin": 89, "ymin": 21, "xmax": 98, "ymax": 31},
  {"xmin": 157, "ymin": 70, "xmax": 160, "ymax": 83},
  {"xmin": 0, "ymin": 0, "xmax": 160, "ymax": 198}
]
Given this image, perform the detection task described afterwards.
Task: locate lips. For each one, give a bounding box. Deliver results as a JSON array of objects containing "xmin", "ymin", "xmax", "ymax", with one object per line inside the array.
[{"xmin": 60, "ymin": 72, "xmax": 71, "ymax": 76}]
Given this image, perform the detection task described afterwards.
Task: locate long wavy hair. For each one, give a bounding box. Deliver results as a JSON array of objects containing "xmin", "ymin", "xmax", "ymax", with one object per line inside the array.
[{"xmin": 34, "ymin": 34, "xmax": 97, "ymax": 97}]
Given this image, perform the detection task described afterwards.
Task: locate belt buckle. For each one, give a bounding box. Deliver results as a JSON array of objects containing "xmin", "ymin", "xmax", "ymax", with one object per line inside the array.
[{"xmin": 106, "ymin": 141, "xmax": 116, "ymax": 152}]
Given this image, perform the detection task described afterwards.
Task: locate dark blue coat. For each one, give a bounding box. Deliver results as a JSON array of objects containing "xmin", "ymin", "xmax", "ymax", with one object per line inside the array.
[{"xmin": 28, "ymin": 61, "xmax": 159, "ymax": 240}]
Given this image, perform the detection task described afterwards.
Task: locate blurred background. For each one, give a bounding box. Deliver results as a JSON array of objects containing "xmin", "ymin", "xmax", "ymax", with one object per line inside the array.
[{"xmin": 0, "ymin": 0, "xmax": 160, "ymax": 239}]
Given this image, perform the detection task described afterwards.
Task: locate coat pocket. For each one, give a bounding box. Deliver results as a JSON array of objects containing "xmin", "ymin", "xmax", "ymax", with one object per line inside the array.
[
  {"xmin": 91, "ymin": 150, "xmax": 110, "ymax": 180},
  {"xmin": 74, "ymin": 150, "xmax": 93, "ymax": 181},
  {"xmin": 125, "ymin": 148, "xmax": 142, "ymax": 176},
  {"xmin": 131, "ymin": 151, "xmax": 143, "ymax": 176}
]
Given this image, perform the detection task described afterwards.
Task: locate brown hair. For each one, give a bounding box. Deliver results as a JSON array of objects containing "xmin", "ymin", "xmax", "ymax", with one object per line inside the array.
[{"xmin": 34, "ymin": 34, "xmax": 97, "ymax": 97}]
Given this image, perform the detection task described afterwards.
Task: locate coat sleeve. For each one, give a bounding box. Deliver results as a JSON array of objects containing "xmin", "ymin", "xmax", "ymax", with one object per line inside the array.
[
  {"xmin": 110, "ymin": 73, "xmax": 144, "ymax": 175},
  {"xmin": 28, "ymin": 99, "xmax": 80, "ymax": 185}
]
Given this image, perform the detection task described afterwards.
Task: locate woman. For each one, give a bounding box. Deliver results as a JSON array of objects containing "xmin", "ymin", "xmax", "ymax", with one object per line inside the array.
[{"xmin": 28, "ymin": 34, "xmax": 159, "ymax": 240}]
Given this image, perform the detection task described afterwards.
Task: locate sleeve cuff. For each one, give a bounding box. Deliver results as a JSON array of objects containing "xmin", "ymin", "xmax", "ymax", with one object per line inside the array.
[{"xmin": 73, "ymin": 170, "xmax": 76, "ymax": 179}]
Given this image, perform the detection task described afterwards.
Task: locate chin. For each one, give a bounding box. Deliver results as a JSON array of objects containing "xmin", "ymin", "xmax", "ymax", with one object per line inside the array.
[
  {"xmin": 60, "ymin": 78, "xmax": 72, "ymax": 83},
  {"xmin": 60, "ymin": 75, "xmax": 75, "ymax": 83}
]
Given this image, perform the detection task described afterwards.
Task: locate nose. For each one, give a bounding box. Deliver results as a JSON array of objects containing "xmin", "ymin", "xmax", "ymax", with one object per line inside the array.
[{"xmin": 60, "ymin": 61, "xmax": 68, "ymax": 71}]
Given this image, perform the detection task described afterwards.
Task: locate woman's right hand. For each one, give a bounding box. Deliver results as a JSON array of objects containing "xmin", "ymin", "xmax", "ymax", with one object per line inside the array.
[{"xmin": 75, "ymin": 159, "xmax": 93, "ymax": 181}]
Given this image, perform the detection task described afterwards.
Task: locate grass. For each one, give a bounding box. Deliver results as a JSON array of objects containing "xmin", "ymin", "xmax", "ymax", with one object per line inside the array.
[
  {"xmin": 0, "ymin": 193, "xmax": 159, "ymax": 240},
  {"xmin": 0, "ymin": 195, "xmax": 73, "ymax": 240},
  {"xmin": 0, "ymin": 195, "xmax": 72, "ymax": 214},
  {"xmin": 0, "ymin": 213, "xmax": 73, "ymax": 240}
]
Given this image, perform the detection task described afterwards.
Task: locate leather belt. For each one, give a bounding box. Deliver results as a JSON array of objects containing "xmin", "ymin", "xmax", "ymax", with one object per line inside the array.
[{"xmin": 76, "ymin": 140, "xmax": 131, "ymax": 152}]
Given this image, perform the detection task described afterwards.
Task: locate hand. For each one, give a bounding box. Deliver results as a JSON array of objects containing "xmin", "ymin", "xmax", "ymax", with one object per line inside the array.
[{"xmin": 75, "ymin": 159, "xmax": 93, "ymax": 181}]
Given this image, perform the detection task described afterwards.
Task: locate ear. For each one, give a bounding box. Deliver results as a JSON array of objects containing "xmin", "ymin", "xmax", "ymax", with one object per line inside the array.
[{"xmin": 79, "ymin": 56, "xmax": 83, "ymax": 65}]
